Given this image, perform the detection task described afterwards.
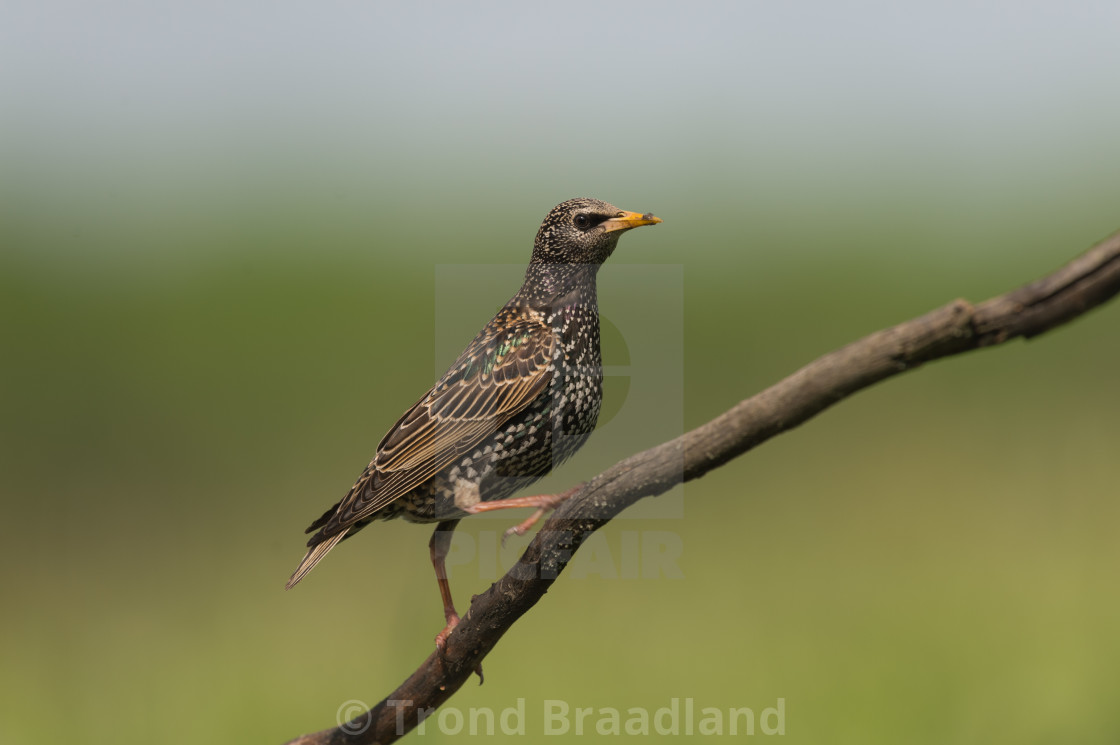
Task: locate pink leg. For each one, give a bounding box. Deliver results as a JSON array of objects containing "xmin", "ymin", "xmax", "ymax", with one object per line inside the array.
[
  {"xmin": 462, "ymin": 484, "xmax": 583, "ymax": 543},
  {"xmin": 428, "ymin": 519, "xmax": 483, "ymax": 682},
  {"xmin": 429, "ymin": 519, "xmax": 461, "ymax": 651}
]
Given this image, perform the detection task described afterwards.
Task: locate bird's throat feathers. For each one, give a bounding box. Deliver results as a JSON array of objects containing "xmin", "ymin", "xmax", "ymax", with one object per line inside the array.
[{"xmin": 518, "ymin": 262, "xmax": 600, "ymax": 310}]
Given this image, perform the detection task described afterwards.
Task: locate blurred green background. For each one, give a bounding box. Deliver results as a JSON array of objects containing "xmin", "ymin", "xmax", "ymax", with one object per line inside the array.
[{"xmin": 3, "ymin": 2, "xmax": 1120, "ymax": 743}]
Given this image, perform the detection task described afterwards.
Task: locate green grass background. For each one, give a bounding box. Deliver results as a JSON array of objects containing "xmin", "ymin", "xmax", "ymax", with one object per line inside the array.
[{"xmin": 3, "ymin": 3, "xmax": 1120, "ymax": 743}]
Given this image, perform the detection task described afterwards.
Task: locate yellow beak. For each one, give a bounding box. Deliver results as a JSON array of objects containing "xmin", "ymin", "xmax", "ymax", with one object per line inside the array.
[{"xmin": 601, "ymin": 210, "xmax": 663, "ymax": 233}]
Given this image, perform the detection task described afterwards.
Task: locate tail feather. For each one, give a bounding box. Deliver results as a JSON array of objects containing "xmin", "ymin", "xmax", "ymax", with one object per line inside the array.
[
  {"xmin": 285, "ymin": 529, "xmax": 349, "ymax": 589},
  {"xmin": 304, "ymin": 501, "xmax": 340, "ymax": 534}
]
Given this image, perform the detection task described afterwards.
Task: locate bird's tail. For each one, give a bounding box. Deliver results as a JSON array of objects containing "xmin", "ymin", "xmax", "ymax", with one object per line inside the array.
[{"xmin": 285, "ymin": 529, "xmax": 349, "ymax": 589}]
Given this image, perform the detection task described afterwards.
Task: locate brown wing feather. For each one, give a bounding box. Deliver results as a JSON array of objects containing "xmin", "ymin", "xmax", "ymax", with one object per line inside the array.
[
  {"xmin": 319, "ymin": 311, "xmax": 554, "ymax": 536},
  {"xmin": 287, "ymin": 312, "xmax": 554, "ymax": 588}
]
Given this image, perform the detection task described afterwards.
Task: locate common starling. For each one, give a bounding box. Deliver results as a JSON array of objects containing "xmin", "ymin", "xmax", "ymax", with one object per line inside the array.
[{"xmin": 286, "ymin": 198, "xmax": 661, "ymax": 648}]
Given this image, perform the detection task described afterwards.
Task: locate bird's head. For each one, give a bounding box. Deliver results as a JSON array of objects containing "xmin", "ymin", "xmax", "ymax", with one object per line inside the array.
[{"xmin": 531, "ymin": 198, "xmax": 662, "ymax": 266}]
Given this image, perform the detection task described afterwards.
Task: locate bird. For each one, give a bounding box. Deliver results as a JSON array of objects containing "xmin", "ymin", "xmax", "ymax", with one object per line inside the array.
[{"xmin": 286, "ymin": 197, "xmax": 662, "ymax": 650}]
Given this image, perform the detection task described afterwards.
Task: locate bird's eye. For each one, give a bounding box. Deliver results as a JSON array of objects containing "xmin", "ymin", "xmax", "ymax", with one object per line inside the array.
[{"xmin": 574, "ymin": 214, "xmax": 590, "ymax": 230}]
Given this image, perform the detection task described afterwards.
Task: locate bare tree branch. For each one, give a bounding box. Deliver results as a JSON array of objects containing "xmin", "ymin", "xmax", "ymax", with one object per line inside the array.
[{"xmin": 284, "ymin": 228, "xmax": 1120, "ymax": 745}]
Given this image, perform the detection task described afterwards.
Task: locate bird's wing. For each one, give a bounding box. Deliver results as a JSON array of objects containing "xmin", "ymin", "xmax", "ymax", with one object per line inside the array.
[{"xmin": 316, "ymin": 311, "xmax": 556, "ymax": 537}]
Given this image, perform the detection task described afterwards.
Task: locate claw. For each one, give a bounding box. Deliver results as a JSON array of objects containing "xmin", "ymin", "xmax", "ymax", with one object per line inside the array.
[{"xmin": 500, "ymin": 507, "xmax": 548, "ymax": 546}]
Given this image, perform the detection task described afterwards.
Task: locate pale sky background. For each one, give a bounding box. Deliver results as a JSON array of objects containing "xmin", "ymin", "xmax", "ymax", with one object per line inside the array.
[{"xmin": 4, "ymin": 1, "xmax": 1120, "ymax": 269}]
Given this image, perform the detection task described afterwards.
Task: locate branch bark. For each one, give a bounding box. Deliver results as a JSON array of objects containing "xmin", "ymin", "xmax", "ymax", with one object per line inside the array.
[{"xmin": 284, "ymin": 228, "xmax": 1120, "ymax": 745}]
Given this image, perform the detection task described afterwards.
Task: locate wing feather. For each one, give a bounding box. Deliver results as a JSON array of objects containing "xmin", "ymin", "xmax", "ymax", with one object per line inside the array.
[{"xmin": 314, "ymin": 311, "xmax": 554, "ymax": 536}]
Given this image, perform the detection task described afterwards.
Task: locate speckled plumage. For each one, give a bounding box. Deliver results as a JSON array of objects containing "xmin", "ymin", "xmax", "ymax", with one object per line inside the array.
[{"xmin": 286, "ymin": 198, "xmax": 661, "ymax": 591}]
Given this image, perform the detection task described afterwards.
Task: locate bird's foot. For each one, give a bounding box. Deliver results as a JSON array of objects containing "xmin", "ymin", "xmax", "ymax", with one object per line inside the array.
[
  {"xmin": 434, "ymin": 611, "xmax": 460, "ymax": 652},
  {"xmin": 434, "ymin": 611, "xmax": 484, "ymax": 684},
  {"xmin": 462, "ymin": 484, "xmax": 584, "ymax": 546},
  {"xmin": 501, "ymin": 508, "xmax": 550, "ymax": 545}
]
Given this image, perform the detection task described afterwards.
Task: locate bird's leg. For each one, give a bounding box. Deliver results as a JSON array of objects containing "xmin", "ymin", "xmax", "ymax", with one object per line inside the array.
[
  {"xmin": 461, "ymin": 483, "xmax": 584, "ymax": 544},
  {"xmin": 429, "ymin": 519, "xmax": 462, "ymax": 651},
  {"xmin": 428, "ymin": 519, "xmax": 484, "ymax": 683}
]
